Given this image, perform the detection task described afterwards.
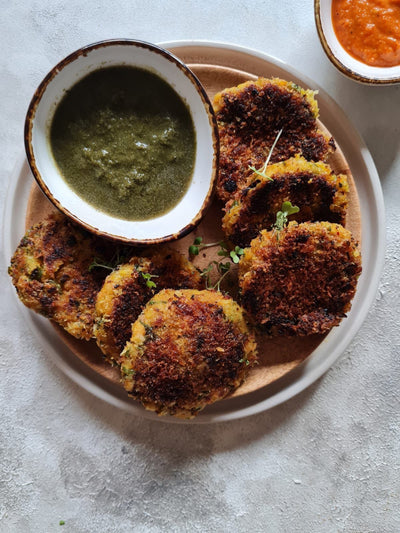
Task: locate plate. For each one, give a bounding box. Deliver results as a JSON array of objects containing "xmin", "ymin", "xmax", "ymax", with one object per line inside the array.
[{"xmin": 3, "ymin": 41, "xmax": 385, "ymax": 423}]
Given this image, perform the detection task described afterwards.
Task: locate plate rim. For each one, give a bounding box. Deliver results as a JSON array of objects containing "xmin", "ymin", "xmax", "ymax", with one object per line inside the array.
[{"xmin": 2, "ymin": 40, "xmax": 386, "ymax": 423}]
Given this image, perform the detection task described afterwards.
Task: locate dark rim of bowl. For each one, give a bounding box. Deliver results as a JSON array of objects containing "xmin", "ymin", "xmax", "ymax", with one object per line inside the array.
[
  {"xmin": 314, "ymin": 0, "xmax": 400, "ymax": 85},
  {"xmin": 24, "ymin": 38, "xmax": 219, "ymax": 245}
]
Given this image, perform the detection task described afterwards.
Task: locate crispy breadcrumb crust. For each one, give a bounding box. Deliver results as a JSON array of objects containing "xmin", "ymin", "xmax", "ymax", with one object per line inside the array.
[
  {"xmin": 8, "ymin": 213, "xmax": 116, "ymax": 340},
  {"xmin": 120, "ymin": 289, "xmax": 258, "ymax": 418},
  {"xmin": 94, "ymin": 249, "xmax": 204, "ymax": 364},
  {"xmin": 238, "ymin": 222, "xmax": 362, "ymax": 335},
  {"xmin": 214, "ymin": 78, "xmax": 335, "ymax": 202},
  {"xmin": 222, "ymin": 156, "xmax": 349, "ymax": 247}
]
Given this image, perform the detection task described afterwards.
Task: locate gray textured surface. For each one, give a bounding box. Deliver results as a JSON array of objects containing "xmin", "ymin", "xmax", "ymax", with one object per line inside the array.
[{"xmin": 1, "ymin": 1, "xmax": 399, "ymax": 532}]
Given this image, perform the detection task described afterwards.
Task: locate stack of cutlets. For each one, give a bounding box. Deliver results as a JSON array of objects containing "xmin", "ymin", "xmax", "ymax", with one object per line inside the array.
[
  {"xmin": 8, "ymin": 213, "xmax": 257, "ymax": 418},
  {"xmin": 214, "ymin": 77, "xmax": 362, "ymax": 335},
  {"xmin": 214, "ymin": 77, "xmax": 335, "ymax": 203}
]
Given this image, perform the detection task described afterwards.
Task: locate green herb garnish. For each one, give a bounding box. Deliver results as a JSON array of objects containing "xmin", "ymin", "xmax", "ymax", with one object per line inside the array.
[
  {"xmin": 230, "ymin": 246, "xmax": 244, "ymax": 264},
  {"xmin": 29, "ymin": 266, "xmax": 43, "ymax": 281},
  {"xmin": 189, "ymin": 238, "xmax": 244, "ymax": 263},
  {"xmin": 88, "ymin": 247, "xmax": 130, "ymax": 272},
  {"xmin": 88, "ymin": 258, "xmax": 114, "ymax": 272},
  {"xmin": 290, "ymin": 83, "xmax": 302, "ymax": 93},
  {"xmin": 188, "ymin": 237, "xmax": 224, "ymax": 256},
  {"xmin": 273, "ymin": 201, "xmax": 300, "ymax": 232},
  {"xmin": 121, "ymin": 366, "xmax": 135, "ymax": 376},
  {"xmin": 59, "ymin": 521, "xmax": 65, "ymax": 526},
  {"xmin": 200, "ymin": 260, "xmax": 232, "ymax": 291},
  {"xmin": 216, "ymin": 242, "xmax": 244, "ymax": 264},
  {"xmin": 188, "ymin": 236, "xmax": 202, "ymax": 255},
  {"xmin": 191, "ymin": 240, "xmax": 245, "ymax": 291},
  {"xmin": 141, "ymin": 272, "xmax": 158, "ymax": 289},
  {"xmin": 248, "ymin": 128, "xmax": 283, "ymax": 179}
]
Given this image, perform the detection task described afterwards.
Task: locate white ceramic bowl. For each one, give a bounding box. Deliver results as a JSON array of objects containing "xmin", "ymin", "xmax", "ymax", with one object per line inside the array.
[
  {"xmin": 24, "ymin": 39, "xmax": 219, "ymax": 244},
  {"xmin": 315, "ymin": 0, "xmax": 400, "ymax": 84}
]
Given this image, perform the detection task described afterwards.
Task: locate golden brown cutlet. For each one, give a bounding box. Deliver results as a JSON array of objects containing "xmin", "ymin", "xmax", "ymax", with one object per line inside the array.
[
  {"xmin": 238, "ymin": 222, "xmax": 362, "ymax": 336},
  {"xmin": 223, "ymin": 156, "xmax": 349, "ymax": 247},
  {"xmin": 214, "ymin": 78, "xmax": 335, "ymax": 202},
  {"xmin": 120, "ymin": 289, "xmax": 257, "ymax": 418},
  {"xmin": 94, "ymin": 249, "xmax": 204, "ymax": 364},
  {"xmin": 8, "ymin": 213, "xmax": 120, "ymax": 340}
]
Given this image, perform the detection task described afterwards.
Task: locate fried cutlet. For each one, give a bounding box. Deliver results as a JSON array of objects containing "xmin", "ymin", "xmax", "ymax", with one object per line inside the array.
[
  {"xmin": 120, "ymin": 289, "xmax": 258, "ymax": 418},
  {"xmin": 94, "ymin": 249, "xmax": 204, "ymax": 364},
  {"xmin": 214, "ymin": 78, "xmax": 335, "ymax": 202},
  {"xmin": 8, "ymin": 213, "xmax": 117, "ymax": 340},
  {"xmin": 238, "ymin": 222, "xmax": 362, "ymax": 335},
  {"xmin": 222, "ymin": 156, "xmax": 349, "ymax": 247}
]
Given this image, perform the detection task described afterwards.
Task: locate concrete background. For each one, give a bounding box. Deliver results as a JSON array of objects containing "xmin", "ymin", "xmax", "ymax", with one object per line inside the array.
[{"xmin": 0, "ymin": 1, "xmax": 399, "ymax": 531}]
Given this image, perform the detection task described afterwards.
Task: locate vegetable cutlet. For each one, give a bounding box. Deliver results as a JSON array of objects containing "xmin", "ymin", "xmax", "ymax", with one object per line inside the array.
[
  {"xmin": 222, "ymin": 156, "xmax": 349, "ymax": 247},
  {"xmin": 214, "ymin": 78, "xmax": 335, "ymax": 202},
  {"xmin": 8, "ymin": 213, "xmax": 116, "ymax": 340},
  {"xmin": 238, "ymin": 222, "xmax": 362, "ymax": 336},
  {"xmin": 120, "ymin": 289, "xmax": 258, "ymax": 418},
  {"xmin": 94, "ymin": 249, "xmax": 204, "ymax": 364}
]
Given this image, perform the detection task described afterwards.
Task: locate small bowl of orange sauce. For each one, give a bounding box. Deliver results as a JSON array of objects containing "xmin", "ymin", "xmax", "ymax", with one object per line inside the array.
[{"xmin": 315, "ymin": 0, "xmax": 400, "ymax": 84}]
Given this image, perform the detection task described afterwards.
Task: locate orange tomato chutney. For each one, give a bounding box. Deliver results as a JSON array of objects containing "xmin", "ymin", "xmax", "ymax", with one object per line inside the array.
[{"xmin": 332, "ymin": 0, "xmax": 400, "ymax": 67}]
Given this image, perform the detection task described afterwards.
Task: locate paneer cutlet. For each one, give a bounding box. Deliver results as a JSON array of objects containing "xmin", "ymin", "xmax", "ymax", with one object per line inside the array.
[
  {"xmin": 223, "ymin": 156, "xmax": 349, "ymax": 247},
  {"xmin": 120, "ymin": 289, "xmax": 258, "ymax": 418},
  {"xmin": 94, "ymin": 249, "xmax": 204, "ymax": 364},
  {"xmin": 214, "ymin": 78, "xmax": 335, "ymax": 202},
  {"xmin": 8, "ymin": 213, "xmax": 116, "ymax": 340},
  {"xmin": 238, "ymin": 222, "xmax": 362, "ymax": 336}
]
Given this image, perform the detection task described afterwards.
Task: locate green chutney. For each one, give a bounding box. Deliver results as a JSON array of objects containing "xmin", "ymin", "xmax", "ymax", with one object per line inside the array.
[{"xmin": 50, "ymin": 66, "xmax": 196, "ymax": 220}]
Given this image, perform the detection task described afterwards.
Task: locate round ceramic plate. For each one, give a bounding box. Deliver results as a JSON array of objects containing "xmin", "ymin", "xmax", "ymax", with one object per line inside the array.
[{"xmin": 3, "ymin": 41, "xmax": 385, "ymax": 423}]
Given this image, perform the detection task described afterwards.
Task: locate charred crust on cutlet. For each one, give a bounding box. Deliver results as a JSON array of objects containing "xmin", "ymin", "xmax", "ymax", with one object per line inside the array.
[
  {"xmin": 66, "ymin": 234, "xmax": 77, "ymax": 247},
  {"xmin": 94, "ymin": 251, "xmax": 205, "ymax": 363},
  {"xmin": 223, "ymin": 166, "xmax": 347, "ymax": 248},
  {"xmin": 215, "ymin": 79, "xmax": 334, "ymax": 202},
  {"xmin": 132, "ymin": 311, "xmax": 246, "ymax": 404},
  {"xmin": 120, "ymin": 290, "xmax": 257, "ymax": 417},
  {"xmin": 109, "ymin": 276, "xmax": 150, "ymax": 354},
  {"xmin": 223, "ymin": 177, "xmax": 237, "ymax": 193},
  {"xmin": 218, "ymin": 83, "xmax": 316, "ymax": 132},
  {"xmin": 8, "ymin": 213, "xmax": 115, "ymax": 340},
  {"xmin": 239, "ymin": 223, "xmax": 361, "ymax": 336}
]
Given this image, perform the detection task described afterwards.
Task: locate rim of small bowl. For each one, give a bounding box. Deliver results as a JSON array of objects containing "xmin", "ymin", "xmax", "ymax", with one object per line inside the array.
[
  {"xmin": 24, "ymin": 38, "xmax": 219, "ymax": 245},
  {"xmin": 314, "ymin": 0, "xmax": 400, "ymax": 85}
]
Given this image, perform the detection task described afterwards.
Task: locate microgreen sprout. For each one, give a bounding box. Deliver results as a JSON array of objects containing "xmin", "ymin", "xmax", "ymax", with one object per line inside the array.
[
  {"xmin": 88, "ymin": 247, "xmax": 130, "ymax": 272},
  {"xmin": 88, "ymin": 258, "xmax": 114, "ymax": 272},
  {"xmin": 230, "ymin": 246, "xmax": 245, "ymax": 264},
  {"xmin": 248, "ymin": 128, "xmax": 283, "ymax": 179},
  {"xmin": 216, "ymin": 243, "xmax": 244, "ymax": 263},
  {"xmin": 273, "ymin": 201, "xmax": 300, "ymax": 232},
  {"xmin": 188, "ymin": 237, "xmax": 223, "ymax": 256},
  {"xmin": 188, "ymin": 236, "xmax": 203, "ymax": 255},
  {"xmin": 141, "ymin": 272, "xmax": 158, "ymax": 289},
  {"xmin": 201, "ymin": 260, "xmax": 232, "ymax": 291},
  {"xmin": 191, "ymin": 239, "xmax": 245, "ymax": 291}
]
